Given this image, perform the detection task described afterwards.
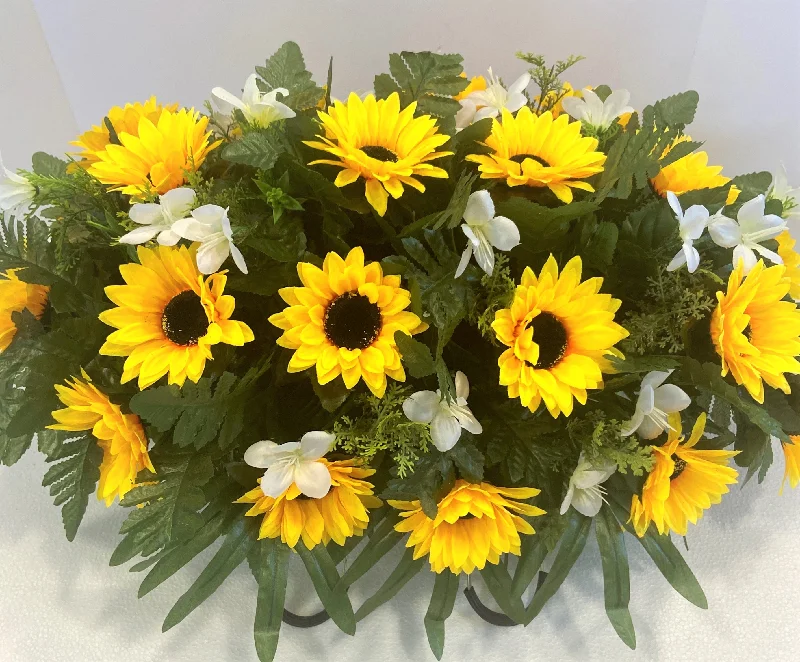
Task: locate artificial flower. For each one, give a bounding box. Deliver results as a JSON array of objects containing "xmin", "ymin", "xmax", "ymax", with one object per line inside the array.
[
  {"xmin": 0, "ymin": 269, "xmax": 49, "ymax": 353},
  {"xmin": 390, "ymin": 480, "xmax": 545, "ymax": 574},
  {"xmin": 455, "ymin": 68, "xmax": 531, "ymax": 130},
  {"xmin": 268, "ymin": 246, "xmax": 427, "ymax": 398},
  {"xmin": 0, "ymin": 153, "xmax": 36, "ymax": 213},
  {"xmin": 534, "ymin": 82, "xmax": 580, "ymax": 117},
  {"xmin": 776, "ymin": 230, "xmax": 800, "ymax": 300},
  {"xmin": 665, "ymin": 190, "xmax": 709, "ymax": 273},
  {"xmin": 244, "ymin": 431, "xmax": 336, "ymax": 498},
  {"xmin": 454, "ymin": 190, "xmax": 519, "ymax": 277},
  {"xmin": 119, "ymin": 187, "xmax": 196, "ymax": 246},
  {"xmin": 466, "ymin": 107, "xmax": 606, "ymax": 204},
  {"xmin": 768, "ymin": 164, "xmax": 800, "ymax": 221},
  {"xmin": 211, "ymin": 73, "xmax": 296, "ymax": 128},
  {"xmin": 652, "ymin": 135, "xmax": 729, "ymax": 197},
  {"xmin": 621, "ymin": 370, "xmax": 691, "ymax": 439},
  {"xmin": 304, "ymin": 92, "xmax": 451, "ymax": 216},
  {"xmin": 47, "ymin": 370, "xmax": 153, "ymax": 505},
  {"xmin": 561, "ymin": 88, "xmax": 634, "ymax": 131},
  {"xmin": 710, "ymin": 259, "xmax": 800, "ymax": 403},
  {"xmin": 782, "ymin": 437, "xmax": 800, "ymax": 492},
  {"xmin": 559, "ymin": 453, "xmax": 616, "ymax": 517},
  {"xmin": 171, "ymin": 204, "xmax": 247, "ymax": 274},
  {"xmin": 237, "ymin": 459, "xmax": 381, "ymax": 549},
  {"xmin": 708, "ymin": 194, "xmax": 787, "ymax": 274},
  {"xmin": 98, "ymin": 244, "xmax": 254, "ymax": 389},
  {"xmin": 402, "ymin": 371, "xmax": 482, "ymax": 452},
  {"xmin": 453, "ymin": 74, "xmax": 487, "ymax": 101},
  {"xmin": 87, "ymin": 107, "xmax": 220, "ymax": 197},
  {"xmin": 630, "ymin": 413, "xmax": 738, "ymax": 537},
  {"xmin": 492, "ymin": 255, "xmax": 628, "ymax": 418}
]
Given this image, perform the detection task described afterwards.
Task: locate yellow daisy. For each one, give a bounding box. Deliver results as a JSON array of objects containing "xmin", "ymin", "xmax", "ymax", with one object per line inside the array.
[
  {"xmin": 454, "ymin": 74, "xmax": 487, "ymax": 101},
  {"xmin": 776, "ymin": 230, "xmax": 800, "ymax": 300},
  {"xmin": 491, "ymin": 255, "xmax": 628, "ymax": 418},
  {"xmin": 304, "ymin": 92, "xmax": 452, "ymax": 216},
  {"xmin": 782, "ymin": 436, "xmax": 800, "ymax": 492},
  {"xmin": 47, "ymin": 371, "xmax": 154, "ymax": 505},
  {"xmin": 630, "ymin": 413, "xmax": 738, "ymax": 537},
  {"xmin": 390, "ymin": 480, "xmax": 545, "ymax": 575},
  {"xmin": 268, "ymin": 246, "xmax": 427, "ymax": 398},
  {"xmin": 86, "ymin": 107, "xmax": 220, "ymax": 197},
  {"xmin": 70, "ymin": 97, "xmax": 178, "ymax": 169},
  {"xmin": 98, "ymin": 245, "xmax": 254, "ymax": 390},
  {"xmin": 236, "ymin": 459, "xmax": 381, "ymax": 549},
  {"xmin": 710, "ymin": 259, "xmax": 800, "ymax": 403},
  {"xmin": 0, "ymin": 269, "xmax": 49, "ymax": 353},
  {"xmin": 465, "ymin": 107, "xmax": 606, "ymax": 203},
  {"xmin": 651, "ymin": 135, "xmax": 730, "ymax": 197}
]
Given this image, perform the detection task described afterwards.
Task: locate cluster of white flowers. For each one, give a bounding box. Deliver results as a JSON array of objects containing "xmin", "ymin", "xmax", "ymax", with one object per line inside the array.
[
  {"xmin": 562, "ymin": 88, "xmax": 634, "ymax": 131},
  {"xmin": 455, "ymin": 68, "xmax": 530, "ymax": 130}
]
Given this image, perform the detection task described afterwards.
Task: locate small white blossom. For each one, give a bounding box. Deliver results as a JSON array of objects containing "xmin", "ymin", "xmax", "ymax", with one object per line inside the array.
[
  {"xmin": 212, "ymin": 74, "xmax": 296, "ymax": 128},
  {"xmin": 244, "ymin": 431, "xmax": 335, "ymax": 499},
  {"xmin": 666, "ymin": 191, "xmax": 710, "ymax": 273},
  {"xmin": 120, "ymin": 187, "xmax": 196, "ymax": 246},
  {"xmin": 561, "ymin": 88, "xmax": 634, "ymax": 131},
  {"xmin": 0, "ymin": 152, "xmax": 36, "ymax": 214},
  {"xmin": 456, "ymin": 68, "xmax": 530, "ymax": 130},
  {"xmin": 768, "ymin": 163, "xmax": 800, "ymax": 221},
  {"xmin": 402, "ymin": 371, "xmax": 482, "ymax": 452},
  {"xmin": 560, "ymin": 453, "xmax": 616, "ymax": 517},
  {"xmin": 455, "ymin": 190, "xmax": 520, "ymax": 277},
  {"xmin": 172, "ymin": 204, "xmax": 247, "ymax": 275},
  {"xmin": 708, "ymin": 194, "xmax": 787, "ymax": 274},
  {"xmin": 621, "ymin": 370, "xmax": 691, "ymax": 440}
]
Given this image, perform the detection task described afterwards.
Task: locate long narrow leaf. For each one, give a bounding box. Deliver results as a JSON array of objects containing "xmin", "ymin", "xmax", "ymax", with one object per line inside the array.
[
  {"xmin": 355, "ymin": 547, "xmax": 424, "ymax": 621},
  {"xmin": 424, "ymin": 572, "xmax": 460, "ymax": 660},
  {"xmin": 480, "ymin": 561, "xmax": 526, "ymax": 624},
  {"xmin": 296, "ymin": 542, "xmax": 357, "ymax": 635},
  {"xmin": 337, "ymin": 513, "xmax": 402, "ymax": 590},
  {"xmin": 511, "ymin": 535, "xmax": 548, "ymax": 599},
  {"xmin": 250, "ymin": 539, "xmax": 291, "ymax": 662}
]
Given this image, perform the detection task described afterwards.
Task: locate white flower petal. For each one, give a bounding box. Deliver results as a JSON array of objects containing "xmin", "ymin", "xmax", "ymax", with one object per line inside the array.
[
  {"xmin": 156, "ymin": 228, "xmax": 181, "ymax": 246},
  {"xmin": 570, "ymin": 488, "xmax": 604, "ymax": 517},
  {"xmin": 403, "ymin": 391, "xmax": 440, "ymax": 424},
  {"xmin": 454, "ymin": 243, "xmax": 473, "ymax": 278},
  {"xmin": 752, "ymin": 244, "xmax": 783, "ymax": 265},
  {"xmin": 508, "ymin": 72, "xmax": 531, "ymax": 95},
  {"xmin": 455, "ymin": 371, "xmax": 469, "ymax": 400},
  {"xmin": 293, "ymin": 461, "xmax": 332, "ymax": 499},
  {"xmin": 430, "ymin": 411, "xmax": 462, "ymax": 452},
  {"xmin": 241, "ymin": 73, "xmax": 262, "ymax": 107},
  {"xmin": 451, "ymin": 405, "xmax": 482, "ymax": 435},
  {"xmin": 666, "ymin": 191, "xmax": 683, "ymax": 220},
  {"xmin": 604, "ymin": 89, "xmax": 632, "ymax": 118},
  {"xmin": 118, "ymin": 225, "xmax": 161, "ymax": 245},
  {"xmin": 681, "ymin": 205, "xmax": 710, "ymax": 240},
  {"xmin": 244, "ymin": 440, "xmax": 279, "ymax": 468},
  {"xmin": 667, "ymin": 249, "xmax": 687, "ymax": 271},
  {"xmin": 641, "ymin": 370, "xmax": 672, "ymax": 391},
  {"xmin": 733, "ymin": 244, "xmax": 758, "ymax": 274},
  {"xmin": 195, "ymin": 236, "xmax": 231, "ymax": 274},
  {"xmin": 229, "ymin": 241, "xmax": 248, "ymax": 274},
  {"xmin": 485, "ymin": 216, "xmax": 520, "ymax": 251},
  {"xmin": 260, "ymin": 462, "xmax": 295, "ymax": 497},
  {"xmin": 455, "ymin": 100, "xmax": 478, "ymax": 130},
  {"xmin": 637, "ymin": 415, "xmax": 665, "ymax": 440},
  {"xmin": 160, "ymin": 187, "xmax": 196, "ymax": 220},
  {"xmin": 560, "ymin": 483, "xmax": 576, "ymax": 515},
  {"xmin": 708, "ymin": 216, "xmax": 742, "ymax": 248},
  {"xmin": 128, "ymin": 203, "xmax": 164, "ymax": 226},
  {"xmin": 737, "ymin": 194, "xmax": 766, "ymax": 226},
  {"xmin": 638, "ymin": 384, "xmax": 656, "ymax": 415},
  {"xmin": 684, "ymin": 243, "xmax": 701, "ymax": 273},
  {"xmin": 573, "ymin": 467, "xmax": 615, "ymax": 490},
  {"xmin": 653, "ymin": 384, "xmax": 691, "ymax": 413},
  {"xmin": 300, "ymin": 431, "xmax": 335, "ymax": 460},
  {"xmin": 472, "ymin": 234, "xmax": 495, "ymax": 276},
  {"xmin": 582, "ymin": 89, "xmax": 605, "ymax": 123},
  {"xmin": 561, "ymin": 96, "xmax": 587, "ymax": 121},
  {"xmin": 211, "ymin": 86, "xmax": 247, "ymax": 114},
  {"xmin": 463, "ymin": 190, "xmax": 495, "ymax": 225},
  {"xmin": 172, "ymin": 218, "xmax": 218, "ymax": 242},
  {"xmin": 473, "ymin": 105, "xmax": 500, "ymax": 122},
  {"xmin": 620, "ymin": 409, "xmax": 644, "ymax": 437}
]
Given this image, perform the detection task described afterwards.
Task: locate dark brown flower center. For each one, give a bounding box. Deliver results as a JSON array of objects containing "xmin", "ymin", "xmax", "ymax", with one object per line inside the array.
[
  {"xmin": 510, "ymin": 153, "xmax": 549, "ymax": 167},
  {"xmin": 743, "ymin": 323, "xmax": 752, "ymax": 342},
  {"xmin": 323, "ymin": 292, "xmax": 382, "ymax": 350},
  {"xmin": 161, "ymin": 290, "xmax": 209, "ymax": 346},
  {"xmin": 670, "ymin": 456, "xmax": 688, "ymax": 480},
  {"xmin": 525, "ymin": 312, "xmax": 568, "ymax": 369},
  {"xmin": 361, "ymin": 145, "xmax": 398, "ymax": 162}
]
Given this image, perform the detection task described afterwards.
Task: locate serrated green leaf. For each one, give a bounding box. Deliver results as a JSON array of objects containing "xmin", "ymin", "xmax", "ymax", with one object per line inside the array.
[
  {"xmin": 249, "ymin": 538, "xmax": 291, "ymax": 662},
  {"xmin": 394, "ymin": 331, "xmax": 436, "ymax": 378},
  {"xmin": 653, "ymin": 91, "xmax": 699, "ymax": 127},
  {"xmin": 445, "ymin": 439, "xmax": 484, "ymax": 482},
  {"xmin": 583, "ymin": 221, "xmax": 618, "ymax": 271},
  {"xmin": 255, "ymin": 41, "xmax": 323, "ymax": 110},
  {"xmin": 31, "ymin": 152, "xmax": 68, "ymax": 178},
  {"xmin": 355, "ymin": 547, "xmax": 425, "ymax": 622},
  {"xmin": 221, "ymin": 128, "xmax": 287, "ymax": 170},
  {"xmin": 424, "ymin": 571, "xmax": 459, "ymax": 660}
]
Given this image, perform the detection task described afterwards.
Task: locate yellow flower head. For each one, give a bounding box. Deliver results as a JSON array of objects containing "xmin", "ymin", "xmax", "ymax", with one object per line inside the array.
[
  {"xmin": 776, "ymin": 230, "xmax": 800, "ymax": 300},
  {"xmin": 492, "ymin": 255, "xmax": 629, "ymax": 418},
  {"xmin": 98, "ymin": 245, "xmax": 254, "ymax": 390},
  {"xmin": 652, "ymin": 135, "xmax": 729, "ymax": 197},
  {"xmin": 0, "ymin": 269, "xmax": 49, "ymax": 353},
  {"xmin": 304, "ymin": 92, "xmax": 452, "ymax": 216},
  {"xmin": 390, "ymin": 479, "xmax": 545, "ymax": 575},
  {"xmin": 466, "ymin": 107, "xmax": 606, "ymax": 203},
  {"xmin": 70, "ymin": 97, "xmax": 178, "ymax": 169},
  {"xmin": 268, "ymin": 246, "xmax": 427, "ymax": 398},
  {"xmin": 710, "ymin": 259, "xmax": 800, "ymax": 403},
  {"xmin": 454, "ymin": 74, "xmax": 487, "ymax": 101},
  {"xmin": 783, "ymin": 436, "xmax": 800, "ymax": 493},
  {"xmin": 630, "ymin": 413, "xmax": 738, "ymax": 537},
  {"xmin": 236, "ymin": 459, "xmax": 381, "ymax": 549},
  {"xmin": 86, "ymin": 107, "xmax": 220, "ymax": 197},
  {"xmin": 47, "ymin": 371, "xmax": 154, "ymax": 505}
]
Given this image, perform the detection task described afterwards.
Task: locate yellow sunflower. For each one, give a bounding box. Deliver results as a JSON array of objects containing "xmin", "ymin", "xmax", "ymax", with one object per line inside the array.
[
  {"xmin": 304, "ymin": 92, "xmax": 452, "ymax": 216},
  {"xmin": 491, "ymin": 255, "xmax": 628, "ymax": 418},
  {"xmin": 0, "ymin": 269, "xmax": 49, "ymax": 353},
  {"xmin": 454, "ymin": 74, "xmax": 487, "ymax": 101},
  {"xmin": 47, "ymin": 371, "xmax": 154, "ymax": 505},
  {"xmin": 86, "ymin": 107, "xmax": 220, "ymax": 197},
  {"xmin": 390, "ymin": 480, "xmax": 545, "ymax": 575},
  {"xmin": 710, "ymin": 259, "xmax": 800, "ymax": 403},
  {"xmin": 776, "ymin": 230, "xmax": 800, "ymax": 300},
  {"xmin": 651, "ymin": 135, "xmax": 730, "ymax": 197},
  {"xmin": 782, "ymin": 436, "xmax": 800, "ymax": 492},
  {"xmin": 236, "ymin": 459, "xmax": 381, "ymax": 549},
  {"xmin": 268, "ymin": 246, "xmax": 427, "ymax": 398},
  {"xmin": 630, "ymin": 413, "xmax": 738, "ymax": 537},
  {"xmin": 466, "ymin": 107, "xmax": 606, "ymax": 203},
  {"xmin": 98, "ymin": 244, "xmax": 254, "ymax": 389},
  {"xmin": 70, "ymin": 97, "xmax": 178, "ymax": 169},
  {"xmin": 534, "ymin": 81, "xmax": 581, "ymax": 117}
]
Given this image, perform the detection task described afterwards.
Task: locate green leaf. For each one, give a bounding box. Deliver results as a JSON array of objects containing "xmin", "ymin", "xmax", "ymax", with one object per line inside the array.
[
  {"xmin": 653, "ymin": 91, "xmax": 699, "ymax": 127},
  {"xmin": 337, "ymin": 513, "xmax": 403, "ymax": 590},
  {"xmin": 510, "ymin": 535, "xmax": 548, "ymax": 599},
  {"xmin": 583, "ymin": 221, "xmax": 619, "ymax": 271},
  {"xmin": 41, "ymin": 433, "xmax": 102, "ymax": 541},
  {"xmin": 480, "ymin": 562, "xmax": 526, "ymax": 624},
  {"xmin": 657, "ymin": 140, "xmax": 703, "ymax": 169},
  {"xmin": 162, "ymin": 519, "xmax": 255, "ymax": 631},
  {"xmin": 730, "ymin": 172, "xmax": 772, "ymax": 200},
  {"xmin": 445, "ymin": 439, "xmax": 484, "ymax": 482},
  {"xmin": 245, "ymin": 214, "xmax": 307, "ymax": 262},
  {"xmin": 609, "ymin": 355, "xmax": 680, "ymax": 374},
  {"xmin": 249, "ymin": 538, "xmax": 291, "ymax": 662},
  {"xmin": 31, "ymin": 152, "xmax": 68, "ymax": 178},
  {"xmin": 221, "ymin": 127, "xmax": 288, "ymax": 170},
  {"xmin": 595, "ymin": 505, "xmax": 636, "ymax": 649},
  {"xmin": 383, "ymin": 452, "xmax": 455, "ymax": 519},
  {"xmin": 295, "ymin": 542, "xmax": 357, "ymax": 635},
  {"xmin": 733, "ymin": 417, "xmax": 772, "ymax": 485},
  {"xmin": 355, "ymin": 547, "xmax": 425, "ymax": 621},
  {"xmin": 524, "ymin": 511, "xmax": 592, "ymax": 623},
  {"xmin": 424, "ymin": 571, "xmax": 460, "ymax": 660},
  {"xmin": 255, "ymin": 41, "xmax": 324, "ymax": 110},
  {"xmin": 394, "ymin": 331, "xmax": 436, "ymax": 378}
]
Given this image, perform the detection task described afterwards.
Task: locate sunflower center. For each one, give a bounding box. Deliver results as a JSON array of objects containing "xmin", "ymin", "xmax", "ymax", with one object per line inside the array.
[
  {"xmin": 743, "ymin": 323, "xmax": 752, "ymax": 342},
  {"xmin": 361, "ymin": 145, "xmax": 398, "ymax": 162},
  {"xmin": 670, "ymin": 456, "xmax": 688, "ymax": 480},
  {"xmin": 323, "ymin": 292, "xmax": 383, "ymax": 350},
  {"xmin": 161, "ymin": 290, "xmax": 209, "ymax": 346},
  {"xmin": 510, "ymin": 153, "xmax": 549, "ymax": 167},
  {"xmin": 526, "ymin": 312, "xmax": 568, "ymax": 369}
]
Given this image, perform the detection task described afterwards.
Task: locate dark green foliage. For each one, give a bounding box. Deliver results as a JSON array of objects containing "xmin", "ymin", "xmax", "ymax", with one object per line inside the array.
[
  {"xmin": 255, "ymin": 41, "xmax": 325, "ymax": 110},
  {"xmin": 424, "ymin": 571, "xmax": 460, "ymax": 660},
  {"xmin": 249, "ymin": 538, "xmax": 291, "ymax": 662},
  {"xmin": 221, "ymin": 127, "xmax": 288, "ymax": 170}
]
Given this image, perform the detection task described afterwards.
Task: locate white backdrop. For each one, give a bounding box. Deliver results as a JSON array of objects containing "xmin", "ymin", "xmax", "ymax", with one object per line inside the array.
[{"xmin": 1, "ymin": 1, "xmax": 799, "ymax": 660}]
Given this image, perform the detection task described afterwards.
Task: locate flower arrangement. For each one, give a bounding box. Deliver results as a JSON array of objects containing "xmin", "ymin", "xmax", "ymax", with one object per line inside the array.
[{"xmin": 1, "ymin": 42, "xmax": 799, "ymax": 660}]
